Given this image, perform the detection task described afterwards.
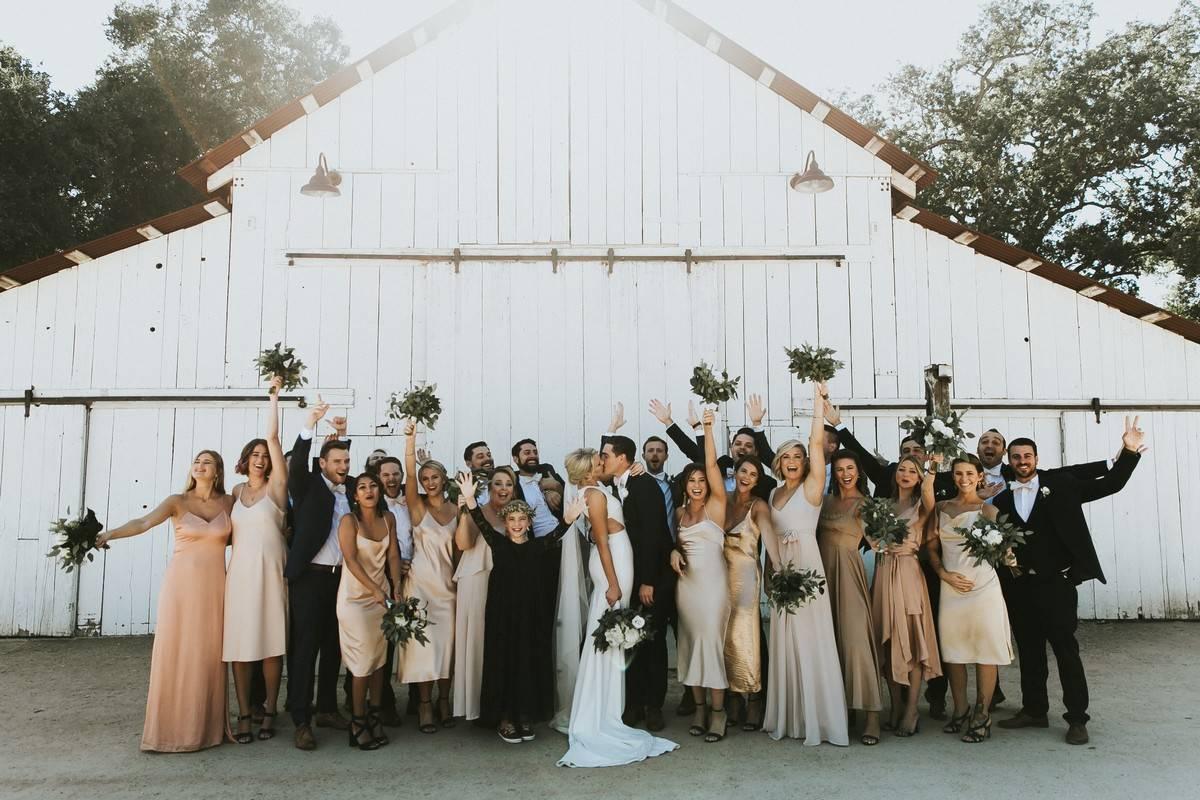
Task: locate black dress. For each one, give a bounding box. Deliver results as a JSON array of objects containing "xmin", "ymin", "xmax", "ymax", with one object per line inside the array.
[{"xmin": 469, "ymin": 507, "xmax": 567, "ymax": 724}]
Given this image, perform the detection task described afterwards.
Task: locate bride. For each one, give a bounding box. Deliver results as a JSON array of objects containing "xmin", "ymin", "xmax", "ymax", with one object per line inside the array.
[{"xmin": 557, "ymin": 447, "xmax": 677, "ymax": 768}]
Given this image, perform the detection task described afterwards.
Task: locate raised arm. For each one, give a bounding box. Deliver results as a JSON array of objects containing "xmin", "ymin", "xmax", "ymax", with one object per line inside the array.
[
  {"xmin": 454, "ymin": 471, "xmax": 483, "ymax": 550},
  {"xmin": 265, "ymin": 376, "xmax": 289, "ymax": 508},
  {"xmin": 1075, "ymin": 421, "xmax": 1143, "ymax": 503},
  {"xmin": 403, "ymin": 420, "xmax": 427, "ymax": 523},
  {"xmin": 288, "ymin": 398, "xmax": 329, "ymax": 503},
  {"xmin": 824, "ymin": 401, "xmax": 888, "ymax": 490},
  {"xmin": 656, "ymin": 399, "xmax": 702, "ymax": 463},
  {"xmin": 701, "ymin": 409, "xmax": 727, "ymax": 526},
  {"xmin": 98, "ymin": 494, "xmax": 181, "ymax": 545},
  {"xmin": 921, "ymin": 455, "xmax": 941, "ymax": 513},
  {"xmin": 802, "ymin": 384, "xmax": 829, "ymax": 505},
  {"xmin": 747, "ymin": 394, "xmax": 777, "ymax": 466},
  {"xmin": 384, "ymin": 512, "xmax": 403, "ymax": 603}
]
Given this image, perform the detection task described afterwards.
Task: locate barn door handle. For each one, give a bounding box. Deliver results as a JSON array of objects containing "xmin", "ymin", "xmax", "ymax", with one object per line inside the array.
[{"xmin": 1090, "ymin": 397, "xmax": 1102, "ymax": 424}]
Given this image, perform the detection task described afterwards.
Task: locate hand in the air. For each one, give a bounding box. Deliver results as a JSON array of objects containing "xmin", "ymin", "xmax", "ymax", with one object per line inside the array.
[
  {"xmin": 1121, "ymin": 415, "xmax": 1147, "ymax": 453},
  {"xmin": 306, "ymin": 395, "xmax": 330, "ymax": 428},
  {"xmin": 649, "ymin": 399, "xmax": 673, "ymax": 426},
  {"xmin": 747, "ymin": 394, "xmax": 766, "ymax": 426},
  {"xmin": 563, "ymin": 495, "xmax": 586, "ymax": 525},
  {"xmin": 268, "ymin": 375, "xmax": 284, "ymax": 395},
  {"xmin": 686, "ymin": 400, "xmax": 700, "ymax": 429},
  {"xmin": 455, "ymin": 471, "xmax": 478, "ymax": 508},
  {"xmin": 608, "ymin": 402, "xmax": 626, "ymax": 432},
  {"xmin": 702, "ymin": 408, "xmax": 716, "ymax": 429},
  {"xmin": 403, "ymin": 419, "xmax": 417, "ymax": 437}
]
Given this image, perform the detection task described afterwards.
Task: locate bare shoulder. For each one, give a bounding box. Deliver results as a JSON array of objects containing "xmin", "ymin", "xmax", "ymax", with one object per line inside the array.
[{"xmin": 980, "ymin": 504, "xmax": 1000, "ymax": 522}]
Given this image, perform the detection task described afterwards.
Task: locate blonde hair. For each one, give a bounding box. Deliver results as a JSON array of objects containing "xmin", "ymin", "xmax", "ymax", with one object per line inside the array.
[
  {"xmin": 419, "ymin": 460, "xmax": 449, "ymax": 494},
  {"xmin": 564, "ymin": 448, "xmax": 597, "ymax": 486},
  {"xmin": 890, "ymin": 454, "xmax": 926, "ymax": 499},
  {"xmin": 771, "ymin": 439, "xmax": 809, "ymax": 483},
  {"xmin": 183, "ymin": 450, "xmax": 226, "ymax": 495}
]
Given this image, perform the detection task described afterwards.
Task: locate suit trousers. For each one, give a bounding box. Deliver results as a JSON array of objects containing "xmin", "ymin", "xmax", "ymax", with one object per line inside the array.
[
  {"xmin": 285, "ymin": 569, "xmax": 343, "ymax": 726},
  {"xmin": 1002, "ymin": 572, "xmax": 1089, "ymax": 724},
  {"xmin": 625, "ymin": 588, "xmax": 672, "ymax": 711}
]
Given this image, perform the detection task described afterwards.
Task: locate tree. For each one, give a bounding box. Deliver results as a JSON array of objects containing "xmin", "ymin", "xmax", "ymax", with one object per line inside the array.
[
  {"xmin": 0, "ymin": 46, "xmax": 76, "ymax": 271},
  {"xmin": 68, "ymin": 0, "xmax": 348, "ymax": 240},
  {"xmin": 845, "ymin": 0, "xmax": 1200, "ymax": 316}
]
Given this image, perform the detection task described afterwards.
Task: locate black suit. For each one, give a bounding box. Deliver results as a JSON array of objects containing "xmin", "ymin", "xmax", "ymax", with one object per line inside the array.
[
  {"xmin": 665, "ymin": 423, "xmax": 777, "ymax": 501},
  {"xmin": 614, "ymin": 467, "xmax": 675, "ymax": 713},
  {"xmin": 284, "ymin": 433, "xmax": 346, "ymax": 727},
  {"xmin": 993, "ymin": 449, "xmax": 1140, "ymax": 724}
]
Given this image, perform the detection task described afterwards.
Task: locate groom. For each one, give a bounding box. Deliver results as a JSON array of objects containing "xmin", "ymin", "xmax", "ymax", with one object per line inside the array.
[
  {"xmin": 600, "ymin": 434, "xmax": 674, "ymax": 732},
  {"xmin": 993, "ymin": 416, "xmax": 1145, "ymax": 745}
]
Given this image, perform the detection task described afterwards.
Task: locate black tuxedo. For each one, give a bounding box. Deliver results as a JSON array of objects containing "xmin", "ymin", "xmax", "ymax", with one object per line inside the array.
[
  {"xmin": 665, "ymin": 423, "xmax": 777, "ymax": 501},
  {"xmin": 284, "ymin": 432, "xmax": 348, "ymax": 727},
  {"xmin": 993, "ymin": 449, "xmax": 1141, "ymax": 724}
]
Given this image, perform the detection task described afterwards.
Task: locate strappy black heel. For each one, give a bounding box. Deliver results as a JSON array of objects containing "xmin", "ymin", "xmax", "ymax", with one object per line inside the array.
[
  {"xmin": 256, "ymin": 710, "xmax": 276, "ymax": 741},
  {"xmin": 688, "ymin": 705, "xmax": 708, "ymax": 736},
  {"xmin": 961, "ymin": 706, "xmax": 992, "ymax": 743},
  {"xmin": 348, "ymin": 715, "xmax": 382, "ymax": 750},
  {"xmin": 895, "ymin": 716, "xmax": 921, "ymax": 737},
  {"xmin": 418, "ymin": 699, "xmax": 438, "ymax": 734},
  {"xmin": 367, "ymin": 705, "xmax": 389, "ymax": 746},
  {"xmin": 234, "ymin": 714, "xmax": 254, "ymax": 744},
  {"xmin": 943, "ymin": 709, "xmax": 970, "ymax": 734},
  {"xmin": 704, "ymin": 707, "xmax": 728, "ymax": 743}
]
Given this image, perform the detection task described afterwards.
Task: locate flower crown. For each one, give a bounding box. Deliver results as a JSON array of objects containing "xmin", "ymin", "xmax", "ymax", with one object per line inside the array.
[{"xmin": 500, "ymin": 499, "xmax": 534, "ymax": 520}]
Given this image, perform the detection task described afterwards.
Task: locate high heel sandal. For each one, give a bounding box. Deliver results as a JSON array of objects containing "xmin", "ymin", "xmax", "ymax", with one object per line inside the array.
[
  {"xmin": 942, "ymin": 709, "xmax": 970, "ymax": 734},
  {"xmin": 418, "ymin": 700, "xmax": 438, "ymax": 734},
  {"xmin": 348, "ymin": 715, "xmax": 382, "ymax": 750},
  {"xmin": 688, "ymin": 704, "xmax": 708, "ymax": 736},
  {"xmin": 895, "ymin": 715, "xmax": 921, "ymax": 738},
  {"xmin": 742, "ymin": 696, "xmax": 763, "ymax": 732},
  {"xmin": 367, "ymin": 705, "xmax": 389, "ymax": 747},
  {"xmin": 961, "ymin": 706, "xmax": 992, "ymax": 743},
  {"xmin": 438, "ymin": 697, "xmax": 456, "ymax": 729},
  {"xmin": 256, "ymin": 710, "xmax": 276, "ymax": 741},
  {"xmin": 704, "ymin": 707, "xmax": 728, "ymax": 743},
  {"xmin": 234, "ymin": 714, "xmax": 254, "ymax": 744}
]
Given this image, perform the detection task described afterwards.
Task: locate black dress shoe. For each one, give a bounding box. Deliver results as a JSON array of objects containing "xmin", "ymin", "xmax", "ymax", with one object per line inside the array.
[
  {"xmin": 644, "ymin": 707, "xmax": 666, "ymax": 732},
  {"xmin": 990, "ymin": 686, "xmax": 1007, "ymax": 710},
  {"xmin": 622, "ymin": 707, "xmax": 643, "ymax": 728},
  {"xmin": 928, "ymin": 699, "xmax": 947, "ymax": 721},
  {"xmin": 676, "ymin": 688, "xmax": 696, "ymax": 716},
  {"xmin": 1065, "ymin": 722, "xmax": 1089, "ymax": 745},
  {"xmin": 997, "ymin": 710, "xmax": 1049, "ymax": 729}
]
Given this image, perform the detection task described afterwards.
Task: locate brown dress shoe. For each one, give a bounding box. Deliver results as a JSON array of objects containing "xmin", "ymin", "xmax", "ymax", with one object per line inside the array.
[
  {"xmin": 622, "ymin": 706, "xmax": 644, "ymax": 728},
  {"xmin": 1065, "ymin": 723, "xmax": 1089, "ymax": 745},
  {"xmin": 315, "ymin": 710, "xmax": 351, "ymax": 731},
  {"xmin": 293, "ymin": 723, "xmax": 317, "ymax": 751},
  {"xmin": 644, "ymin": 707, "xmax": 666, "ymax": 732},
  {"xmin": 997, "ymin": 711, "xmax": 1050, "ymax": 730}
]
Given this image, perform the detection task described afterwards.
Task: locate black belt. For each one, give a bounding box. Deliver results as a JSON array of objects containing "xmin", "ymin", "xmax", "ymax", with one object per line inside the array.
[{"xmin": 306, "ymin": 563, "xmax": 342, "ymax": 574}]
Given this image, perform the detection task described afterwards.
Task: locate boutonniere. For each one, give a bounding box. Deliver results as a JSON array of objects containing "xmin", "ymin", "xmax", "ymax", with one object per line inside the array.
[{"xmin": 1040, "ymin": 487, "xmax": 1051, "ymax": 498}]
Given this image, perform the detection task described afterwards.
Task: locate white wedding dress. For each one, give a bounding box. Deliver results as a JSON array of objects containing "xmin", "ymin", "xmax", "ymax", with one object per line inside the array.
[{"xmin": 558, "ymin": 485, "xmax": 677, "ymax": 768}]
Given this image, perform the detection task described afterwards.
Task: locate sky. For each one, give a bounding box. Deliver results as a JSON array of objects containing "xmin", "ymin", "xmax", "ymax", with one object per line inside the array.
[{"xmin": 5, "ymin": 0, "xmax": 1186, "ymax": 299}]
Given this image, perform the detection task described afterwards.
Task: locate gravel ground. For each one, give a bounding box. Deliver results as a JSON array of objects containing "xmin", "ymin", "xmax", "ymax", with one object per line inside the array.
[{"xmin": 1, "ymin": 621, "xmax": 1197, "ymax": 799}]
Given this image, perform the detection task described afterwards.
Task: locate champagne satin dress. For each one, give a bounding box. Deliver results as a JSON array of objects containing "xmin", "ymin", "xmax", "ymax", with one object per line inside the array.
[
  {"xmin": 398, "ymin": 513, "xmax": 457, "ymax": 683},
  {"xmin": 337, "ymin": 526, "xmax": 391, "ymax": 677},
  {"xmin": 816, "ymin": 497, "xmax": 883, "ymax": 713},
  {"xmin": 223, "ymin": 494, "xmax": 287, "ymax": 662},
  {"xmin": 936, "ymin": 509, "xmax": 1013, "ymax": 665},
  {"xmin": 675, "ymin": 515, "xmax": 730, "ymax": 689},
  {"xmin": 141, "ymin": 511, "xmax": 229, "ymax": 753},
  {"xmin": 723, "ymin": 507, "xmax": 762, "ymax": 695},
  {"xmin": 871, "ymin": 503, "xmax": 941, "ymax": 684}
]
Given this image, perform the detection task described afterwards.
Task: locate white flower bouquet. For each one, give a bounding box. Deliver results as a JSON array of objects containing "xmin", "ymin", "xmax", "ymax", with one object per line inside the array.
[
  {"xmin": 900, "ymin": 408, "xmax": 975, "ymax": 460},
  {"xmin": 381, "ymin": 597, "xmax": 433, "ymax": 647},
  {"xmin": 591, "ymin": 606, "xmax": 654, "ymax": 653},
  {"xmin": 953, "ymin": 513, "xmax": 1031, "ymax": 569}
]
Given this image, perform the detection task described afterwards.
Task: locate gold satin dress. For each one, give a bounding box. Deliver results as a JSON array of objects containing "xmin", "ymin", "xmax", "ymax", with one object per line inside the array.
[{"xmin": 723, "ymin": 507, "xmax": 762, "ymax": 694}]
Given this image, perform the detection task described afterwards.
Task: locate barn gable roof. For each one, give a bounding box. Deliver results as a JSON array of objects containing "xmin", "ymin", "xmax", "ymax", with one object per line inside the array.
[{"xmin": 2, "ymin": 0, "xmax": 1196, "ymax": 348}]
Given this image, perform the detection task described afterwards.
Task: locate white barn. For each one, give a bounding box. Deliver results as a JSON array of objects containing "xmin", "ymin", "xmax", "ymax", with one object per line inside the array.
[{"xmin": 2, "ymin": 0, "xmax": 1198, "ymax": 637}]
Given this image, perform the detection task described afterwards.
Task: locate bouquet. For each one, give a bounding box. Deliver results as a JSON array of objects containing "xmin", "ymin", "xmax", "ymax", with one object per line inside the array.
[
  {"xmin": 765, "ymin": 563, "xmax": 827, "ymax": 614},
  {"xmin": 591, "ymin": 606, "xmax": 654, "ymax": 653},
  {"xmin": 388, "ymin": 383, "xmax": 443, "ymax": 429},
  {"xmin": 254, "ymin": 342, "xmax": 307, "ymax": 393},
  {"xmin": 381, "ymin": 596, "xmax": 433, "ymax": 647},
  {"xmin": 900, "ymin": 408, "xmax": 974, "ymax": 460},
  {"xmin": 954, "ymin": 514, "xmax": 1031, "ymax": 569},
  {"xmin": 859, "ymin": 496, "xmax": 910, "ymax": 552},
  {"xmin": 689, "ymin": 361, "xmax": 740, "ymax": 406},
  {"xmin": 784, "ymin": 343, "xmax": 843, "ymax": 384},
  {"xmin": 46, "ymin": 509, "xmax": 106, "ymax": 572}
]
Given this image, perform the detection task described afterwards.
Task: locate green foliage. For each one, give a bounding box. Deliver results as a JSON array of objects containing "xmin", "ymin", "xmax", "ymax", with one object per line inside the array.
[
  {"xmin": 689, "ymin": 361, "xmax": 740, "ymax": 406},
  {"xmin": 46, "ymin": 509, "xmax": 106, "ymax": 572},
  {"xmin": 859, "ymin": 497, "xmax": 911, "ymax": 550},
  {"xmin": 765, "ymin": 563, "xmax": 827, "ymax": 614},
  {"xmin": 845, "ymin": 0, "xmax": 1200, "ymax": 313},
  {"xmin": 389, "ymin": 384, "xmax": 443, "ymax": 430},
  {"xmin": 955, "ymin": 513, "xmax": 1031, "ymax": 569},
  {"xmin": 254, "ymin": 342, "xmax": 307, "ymax": 392},
  {"xmin": 900, "ymin": 409, "xmax": 975, "ymax": 460},
  {"xmin": 784, "ymin": 344, "xmax": 843, "ymax": 384},
  {"xmin": 381, "ymin": 597, "xmax": 432, "ymax": 647}
]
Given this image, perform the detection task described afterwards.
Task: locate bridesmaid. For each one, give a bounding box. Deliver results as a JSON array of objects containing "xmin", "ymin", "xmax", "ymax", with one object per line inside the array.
[
  {"xmin": 926, "ymin": 455, "xmax": 1013, "ymax": 743},
  {"xmin": 670, "ymin": 409, "xmax": 730, "ymax": 743},
  {"xmin": 869, "ymin": 455, "xmax": 941, "ymax": 737},
  {"xmin": 337, "ymin": 472, "xmax": 404, "ymax": 750},
  {"xmin": 762, "ymin": 382, "xmax": 848, "ymax": 746},
  {"xmin": 224, "ymin": 376, "xmax": 289, "ymax": 743},
  {"xmin": 98, "ymin": 450, "xmax": 233, "ymax": 752},
  {"xmin": 817, "ymin": 448, "xmax": 884, "ymax": 744},
  {"xmin": 399, "ymin": 420, "xmax": 458, "ymax": 733},
  {"xmin": 722, "ymin": 455, "xmax": 774, "ymax": 732},
  {"xmin": 453, "ymin": 466, "xmax": 519, "ymax": 722}
]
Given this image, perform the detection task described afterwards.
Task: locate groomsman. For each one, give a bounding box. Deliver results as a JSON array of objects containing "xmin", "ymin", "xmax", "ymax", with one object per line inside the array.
[
  {"xmin": 284, "ymin": 402, "xmax": 353, "ymax": 750},
  {"xmin": 652, "ymin": 397, "xmax": 777, "ymax": 500},
  {"xmin": 994, "ymin": 419, "xmax": 1145, "ymax": 745},
  {"xmin": 641, "ymin": 435, "xmax": 677, "ymax": 540},
  {"xmin": 599, "ymin": 433, "xmax": 675, "ymax": 732},
  {"xmin": 512, "ymin": 439, "xmax": 567, "ymax": 535},
  {"xmin": 463, "ymin": 441, "xmax": 495, "ymax": 504}
]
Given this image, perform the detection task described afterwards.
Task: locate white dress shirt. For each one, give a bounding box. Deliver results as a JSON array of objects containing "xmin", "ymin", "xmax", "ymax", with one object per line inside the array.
[
  {"xmin": 614, "ymin": 468, "xmax": 632, "ymax": 501},
  {"xmin": 298, "ymin": 427, "xmax": 349, "ymax": 566},
  {"xmin": 1011, "ymin": 474, "xmax": 1040, "ymax": 522},
  {"xmin": 385, "ymin": 494, "xmax": 414, "ymax": 561},
  {"xmin": 519, "ymin": 472, "xmax": 560, "ymax": 538},
  {"xmin": 982, "ymin": 462, "xmax": 1005, "ymax": 505}
]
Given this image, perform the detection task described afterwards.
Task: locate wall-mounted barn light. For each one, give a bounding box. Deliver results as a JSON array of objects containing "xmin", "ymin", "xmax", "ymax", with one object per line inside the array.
[
  {"xmin": 788, "ymin": 150, "xmax": 834, "ymax": 194},
  {"xmin": 300, "ymin": 153, "xmax": 342, "ymax": 198}
]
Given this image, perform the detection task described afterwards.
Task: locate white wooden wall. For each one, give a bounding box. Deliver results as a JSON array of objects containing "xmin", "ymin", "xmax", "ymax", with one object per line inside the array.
[{"xmin": 2, "ymin": 0, "xmax": 1199, "ymax": 633}]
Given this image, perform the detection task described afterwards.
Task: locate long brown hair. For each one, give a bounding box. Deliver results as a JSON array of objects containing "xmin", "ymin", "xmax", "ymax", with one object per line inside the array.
[
  {"xmin": 182, "ymin": 450, "xmax": 226, "ymax": 495},
  {"xmin": 890, "ymin": 454, "xmax": 926, "ymax": 500},
  {"xmin": 236, "ymin": 438, "xmax": 270, "ymax": 477}
]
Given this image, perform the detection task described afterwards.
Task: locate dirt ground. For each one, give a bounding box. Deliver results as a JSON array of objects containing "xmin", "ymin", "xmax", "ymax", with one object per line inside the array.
[{"xmin": 1, "ymin": 621, "xmax": 1197, "ymax": 799}]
